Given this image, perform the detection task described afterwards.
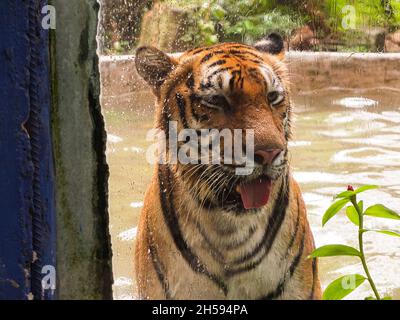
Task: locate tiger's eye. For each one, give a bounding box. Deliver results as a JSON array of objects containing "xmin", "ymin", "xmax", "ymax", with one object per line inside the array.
[
  {"xmin": 202, "ymin": 94, "xmax": 231, "ymax": 111},
  {"xmin": 267, "ymin": 91, "xmax": 279, "ymax": 104}
]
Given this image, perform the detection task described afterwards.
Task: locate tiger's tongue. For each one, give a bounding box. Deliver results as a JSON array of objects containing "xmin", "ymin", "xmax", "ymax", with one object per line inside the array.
[{"xmin": 239, "ymin": 177, "xmax": 272, "ymax": 209}]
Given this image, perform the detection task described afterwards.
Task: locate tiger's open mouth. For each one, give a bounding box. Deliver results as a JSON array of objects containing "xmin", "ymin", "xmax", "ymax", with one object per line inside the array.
[
  {"xmin": 236, "ymin": 176, "xmax": 272, "ymax": 209},
  {"xmin": 182, "ymin": 162, "xmax": 286, "ymax": 213},
  {"xmin": 216, "ymin": 174, "xmax": 275, "ymax": 213},
  {"xmin": 219, "ymin": 160, "xmax": 287, "ymax": 212}
]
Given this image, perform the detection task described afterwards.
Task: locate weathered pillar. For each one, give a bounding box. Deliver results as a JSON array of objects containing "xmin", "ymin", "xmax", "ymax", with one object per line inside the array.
[{"xmin": 50, "ymin": 0, "xmax": 113, "ymax": 299}]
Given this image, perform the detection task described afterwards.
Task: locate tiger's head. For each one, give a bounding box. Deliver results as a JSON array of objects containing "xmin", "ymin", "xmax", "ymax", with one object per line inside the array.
[{"xmin": 136, "ymin": 33, "xmax": 291, "ymax": 214}]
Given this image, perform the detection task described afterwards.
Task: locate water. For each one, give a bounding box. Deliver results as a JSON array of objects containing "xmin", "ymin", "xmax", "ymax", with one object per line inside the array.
[{"xmin": 104, "ymin": 88, "xmax": 400, "ymax": 300}]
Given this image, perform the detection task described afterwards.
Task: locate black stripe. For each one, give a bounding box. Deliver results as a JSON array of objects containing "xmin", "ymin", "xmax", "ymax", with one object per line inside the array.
[
  {"xmin": 229, "ymin": 71, "xmax": 238, "ymax": 92},
  {"xmin": 227, "ymin": 54, "xmax": 250, "ymax": 61},
  {"xmin": 147, "ymin": 224, "xmax": 172, "ymax": 299},
  {"xmin": 161, "ymin": 77, "xmax": 184, "ymax": 141},
  {"xmin": 285, "ymin": 108, "xmax": 291, "ymax": 141},
  {"xmin": 158, "ymin": 164, "xmax": 228, "ymax": 295},
  {"xmin": 228, "ymin": 73, "xmax": 236, "ymax": 91},
  {"xmin": 309, "ymin": 258, "xmax": 318, "ymax": 299},
  {"xmin": 259, "ymin": 231, "xmax": 306, "ymax": 300},
  {"xmin": 288, "ymin": 232, "xmax": 306, "ymax": 276},
  {"xmin": 224, "ymin": 247, "xmax": 264, "ymax": 277},
  {"xmin": 208, "ymin": 59, "xmax": 226, "ymax": 68},
  {"xmin": 217, "ymin": 76, "xmax": 223, "ymax": 89},
  {"xmin": 201, "ymin": 53, "xmax": 213, "ymax": 63},
  {"xmin": 233, "ymin": 54, "xmax": 263, "ymax": 62},
  {"xmin": 248, "ymin": 59, "xmax": 262, "ymax": 64},
  {"xmin": 200, "ymin": 50, "xmax": 225, "ymax": 64},
  {"xmin": 189, "ymin": 48, "xmax": 206, "ymax": 55},
  {"xmin": 207, "ymin": 67, "xmax": 234, "ymax": 82},
  {"xmin": 195, "ymin": 222, "xmax": 257, "ymax": 250},
  {"xmin": 186, "ymin": 73, "xmax": 195, "ymax": 89},
  {"xmin": 260, "ymin": 281, "xmax": 285, "ymax": 300},
  {"xmin": 192, "ymin": 218, "xmax": 226, "ymax": 264},
  {"xmin": 283, "ymin": 200, "xmax": 301, "ymax": 259},
  {"xmin": 223, "ymin": 225, "xmax": 257, "ymax": 250},
  {"xmin": 247, "ymin": 68, "xmax": 264, "ymax": 83},
  {"xmin": 160, "ymin": 67, "xmax": 198, "ymax": 135},
  {"xmin": 229, "ymin": 49, "xmax": 263, "ymax": 60},
  {"xmin": 200, "ymin": 82, "xmax": 214, "ymax": 90},
  {"xmin": 224, "ymin": 44, "xmax": 255, "ymax": 50},
  {"xmin": 175, "ymin": 93, "xmax": 188, "ymax": 129},
  {"xmin": 161, "ymin": 100, "xmax": 172, "ymax": 142},
  {"xmin": 188, "ymin": 94, "xmax": 202, "ymax": 122}
]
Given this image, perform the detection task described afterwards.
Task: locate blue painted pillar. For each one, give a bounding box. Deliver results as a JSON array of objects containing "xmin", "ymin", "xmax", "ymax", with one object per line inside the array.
[{"xmin": 0, "ymin": 0, "xmax": 56, "ymax": 300}]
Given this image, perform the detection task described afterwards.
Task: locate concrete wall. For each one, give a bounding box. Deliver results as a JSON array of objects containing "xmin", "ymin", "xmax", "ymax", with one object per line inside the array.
[
  {"xmin": 100, "ymin": 52, "xmax": 400, "ymax": 109},
  {"xmin": 287, "ymin": 52, "xmax": 400, "ymax": 93},
  {"xmin": 51, "ymin": 0, "xmax": 113, "ymax": 299}
]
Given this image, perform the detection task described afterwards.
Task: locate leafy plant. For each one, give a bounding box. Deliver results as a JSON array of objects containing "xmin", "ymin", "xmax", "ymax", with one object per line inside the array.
[
  {"xmin": 165, "ymin": 0, "xmax": 304, "ymax": 47},
  {"xmin": 309, "ymin": 185, "xmax": 400, "ymax": 300},
  {"xmin": 325, "ymin": 0, "xmax": 400, "ymax": 30}
]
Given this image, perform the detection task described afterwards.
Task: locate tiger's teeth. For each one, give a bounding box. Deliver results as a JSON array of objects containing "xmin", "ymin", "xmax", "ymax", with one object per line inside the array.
[{"xmin": 236, "ymin": 186, "xmax": 241, "ymax": 193}]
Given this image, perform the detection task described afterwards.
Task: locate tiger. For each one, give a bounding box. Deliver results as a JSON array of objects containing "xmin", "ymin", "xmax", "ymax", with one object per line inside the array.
[{"xmin": 134, "ymin": 33, "xmax": 321, "ymax": 300}]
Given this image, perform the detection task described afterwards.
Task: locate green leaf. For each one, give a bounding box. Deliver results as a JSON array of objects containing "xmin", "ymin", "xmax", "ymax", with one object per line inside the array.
[
  {"xmin": 205, "ymin": 34, "xmax": 218, "ymax": 45},
  {"xmin": 335, "ymin": 190, "xmax": 355, "ymax": 199},
  {"xmin": 370, "ymin": 229, "xmax": 400, "ymax": 237},
  {"xmin": 354, "ymin": 185, "xmax": 379, "ymax": 194},
  {"xmin": 322, "ymin": 198, "xmax": 350, "ymax": 226},
  {"xmin": 346, "ymin": 205, "xmax": 360, "ymax": 226},
  {"xmin": 309, "ymin": 244, "xmax": 361, "ymax": 258},
  {"xmin": 243, "ymin": 20, "xmax": 255, "ymax": 31},
  {"xmin": 323, "ymin": 274, "xmax": 366, "ymax": 300},
  {"xmin": 364, "ymin": 296, "xmax": 376, "ymax": 300},
  {"xmin": 364, "ymin": 204, "xmax": 400, "ymax": 220},
  {"xmin": 335, "ymin": 185, "xmax": 378, "ymax": 199},
  {"xmin": 382, "ymin": 296, "xmax": 393, "ymax": 300},
  {"xmin": 211, "ymin": 6, "xmax": 226, "ymax": 20}
]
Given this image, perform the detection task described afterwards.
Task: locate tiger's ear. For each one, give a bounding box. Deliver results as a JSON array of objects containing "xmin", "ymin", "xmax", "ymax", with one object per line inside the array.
[
  {"xmin": 254, "ymin": 33, "xmax": 285, "ymax": 60},
  {"xmin": 135, "ymin": 46, "xmax": 177, "ymax": 93}
]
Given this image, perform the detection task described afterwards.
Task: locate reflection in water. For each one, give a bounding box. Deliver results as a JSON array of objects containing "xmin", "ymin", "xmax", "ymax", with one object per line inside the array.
[
  {"xmin": 333, "ymin": 147, "xmax": 400, "ymax": 166},
  {"xmin": 130, "ymin": 202, "xmax": 143, "ymax": 208},
  {"xmin": 117, "ymin": 227, "xmax": 137, "ymax": 242},
  {"xmin": 105, "ymin": 89, "xmax": 400, "ymax": 300},
  {"xmin": 107, "ymin": 134, "xmax": 123, "ymax": 143},
  {"xmin": 333, "ymin": 97, "xmax": 378, "ymax": 109}
]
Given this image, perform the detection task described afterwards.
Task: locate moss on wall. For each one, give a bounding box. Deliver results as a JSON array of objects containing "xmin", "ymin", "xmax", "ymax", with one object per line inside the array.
[{"xmin": 50, "ymin": 0, "xmax": 113, "ymax": 299}]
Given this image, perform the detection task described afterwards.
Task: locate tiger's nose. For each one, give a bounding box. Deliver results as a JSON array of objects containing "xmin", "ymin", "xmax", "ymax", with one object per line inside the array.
[{"xmin": 254, "ymin": 149, "xmax": 282, "ymax": 165}]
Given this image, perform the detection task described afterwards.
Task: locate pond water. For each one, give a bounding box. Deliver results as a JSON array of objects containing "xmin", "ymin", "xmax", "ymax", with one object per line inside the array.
[{"xmin": 104, "ymin": 88, "xmax": 400, "ymax": 300}]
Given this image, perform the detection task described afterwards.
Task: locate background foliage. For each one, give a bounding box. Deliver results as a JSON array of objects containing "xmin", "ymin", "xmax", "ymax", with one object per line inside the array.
[{"xmin": 101, "ymin": 0, "xmax": 400, "ymax": 54}]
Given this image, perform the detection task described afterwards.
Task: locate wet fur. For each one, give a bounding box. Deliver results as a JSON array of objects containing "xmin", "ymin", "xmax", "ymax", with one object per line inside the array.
[{"xmin": 134, "ymin": 36, "xmax": 321, "ymax": 299}]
